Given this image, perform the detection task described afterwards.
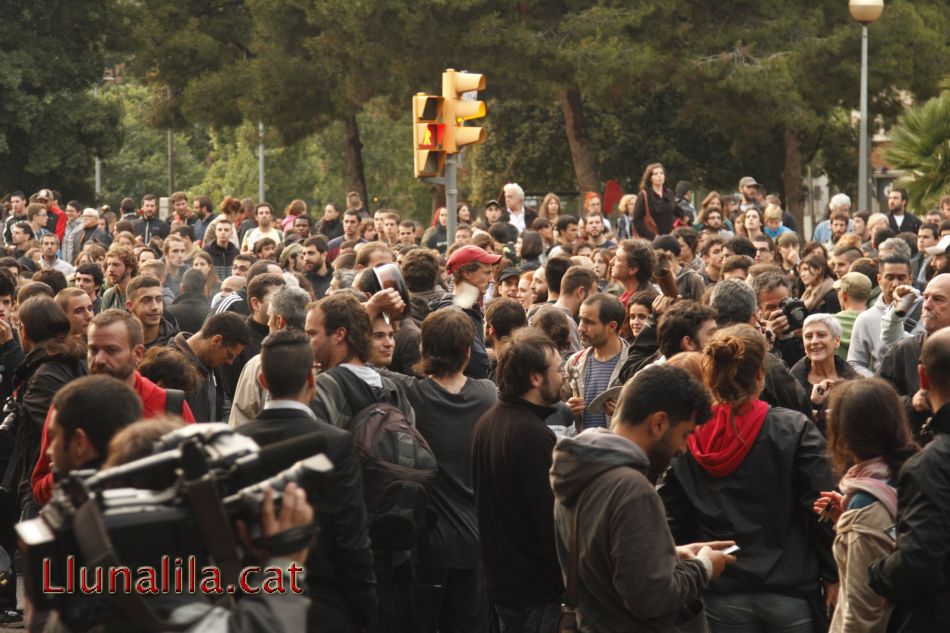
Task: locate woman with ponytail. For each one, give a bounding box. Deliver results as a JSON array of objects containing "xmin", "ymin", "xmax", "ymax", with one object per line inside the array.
[
  {"xmin": 814, "ymin": 379, "xmax": 917, "ymax": 632},
  {"xmin": 660, "ymin": 324, "xmax": 838, "ymax": 632}
]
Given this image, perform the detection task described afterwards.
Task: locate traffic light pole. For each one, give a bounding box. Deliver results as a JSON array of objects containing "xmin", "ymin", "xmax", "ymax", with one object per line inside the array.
[
  {"xmin": 422, "ymin": 153, "xmax": 458, "ymax": 246},
  {"xmin": 445, "ymin": 154, "xmax": 457, "ymax": 246}
]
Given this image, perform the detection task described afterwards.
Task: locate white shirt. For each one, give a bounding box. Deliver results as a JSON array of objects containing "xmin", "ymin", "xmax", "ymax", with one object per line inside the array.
[
  {"xmin": 265, "ymin": 399, "xmax": 316, "ymax": 418},
  {"xmin": 507, "ymin": 208, "xmax": 526, "ymax": 233}
]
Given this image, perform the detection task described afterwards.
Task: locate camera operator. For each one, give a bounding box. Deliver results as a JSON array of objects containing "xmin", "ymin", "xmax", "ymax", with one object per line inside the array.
[
  {"xmin": 239, "ymin": 329, "xmax": 377, "ymax": 633},
  {"xmin": 848, "ymin": 254, "xmax": 914, "ymax": 377},
  {"xmin": 751, "ymin": 271, "xmax": 805, "ymax": 367},
  {"xmin": 45, "ymin": 375, "xmax": 142, "ymax": 477}
]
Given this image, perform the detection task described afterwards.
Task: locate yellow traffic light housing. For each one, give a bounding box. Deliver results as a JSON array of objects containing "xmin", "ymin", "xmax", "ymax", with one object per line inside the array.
[
  {"xmin": 412, "ymin": 94, "xmax": 446, "ymax": 178},
  {"xmin": 442, "ymin": 69, "xmax": 486, "ymax": 154}
]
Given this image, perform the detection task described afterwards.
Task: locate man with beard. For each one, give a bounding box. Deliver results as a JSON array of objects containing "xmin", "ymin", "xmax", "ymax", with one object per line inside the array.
[
  {"xmin": 131, "ymin": 194, "xmax": 170, "ymax": 242},
  {"xmin": 472, "ymin": 327, "xmax": 566, "ymax": 632},
  {"xmin": 550, "ymin": 365, "xmax": 734, "ymax": 632},
  {"xmin": 566, "ymin": 294, "xmax": 630, "ymax": 431},
  {"xmin": 301, "ymin": 235, "xmax": 333, "ymax": 297},
  {"xmin": 100, "ymin": 246, "xmax": 137, "ymax": 311},
  {"xmin": 887, "ymin": 187, "xmax": 922, "ymax": 235},
  {"xmin": 31, "ymin": 309, "xmax": 195, "ymax": 507}
]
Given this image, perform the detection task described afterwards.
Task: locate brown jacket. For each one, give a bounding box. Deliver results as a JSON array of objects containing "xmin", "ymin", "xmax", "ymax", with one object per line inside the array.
[
  {"xmin": 551, "ymin": 429, "xmax": 708, "ymax": 633},
  {"xmin": 831, "ymin": 501, "xmax": 895, "ymax": 633}
]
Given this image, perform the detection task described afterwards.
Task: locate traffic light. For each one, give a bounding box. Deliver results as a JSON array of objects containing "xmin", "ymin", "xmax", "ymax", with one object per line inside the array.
[
  {"xmin": 413, "ymin": 93, "xmax": 446, "ymax": 178},
  {"xmin": 441, "ymin": 69, "xmax": 486, "ymax": 154}
]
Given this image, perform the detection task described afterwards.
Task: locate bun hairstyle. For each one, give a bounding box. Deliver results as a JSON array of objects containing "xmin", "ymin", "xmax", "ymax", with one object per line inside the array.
[{"xmin": 702, "ymin": 324, "xmax": 767, "ymax": 405}]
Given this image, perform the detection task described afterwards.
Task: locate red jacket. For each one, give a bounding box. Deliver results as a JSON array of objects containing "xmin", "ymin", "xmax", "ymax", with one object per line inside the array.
[
  {"xmin": 31, "ymin": 372, "xmax": 196, "ymax": 506},
  {"xmin": 48, "ymin": 203, "xmax": 67, "ymax": 242}
]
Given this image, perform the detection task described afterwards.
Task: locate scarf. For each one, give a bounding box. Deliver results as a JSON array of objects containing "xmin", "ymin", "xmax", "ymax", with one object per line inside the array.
[
  {"xmin": 839, "ymin": 457, "xmax": 898, "ymax": 518},
  {"xmin": 687, "ymin": 399, "xmax": 769, "ymax": 477},
  {"xmin": 801, "ymin": 277, "xmax": 834, "ymax": 312}
]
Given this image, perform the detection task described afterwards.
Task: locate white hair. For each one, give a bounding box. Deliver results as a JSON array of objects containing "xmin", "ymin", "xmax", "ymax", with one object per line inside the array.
[
  {"xmin": 803, "ymin": 313, "xmax": 843, "ymax": 339},
  {"xmin": 503, "ymin": 183, "xmax": 525, "ymax": 202},
  {"xmin": 829, "ymin": 193, "xmax": 852, "ymax": 213}
]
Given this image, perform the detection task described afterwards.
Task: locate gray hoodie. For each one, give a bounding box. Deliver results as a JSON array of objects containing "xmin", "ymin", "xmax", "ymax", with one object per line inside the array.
[{"xmin": 550, "ymin": 429, "xmax": 709, "ymax": 633}]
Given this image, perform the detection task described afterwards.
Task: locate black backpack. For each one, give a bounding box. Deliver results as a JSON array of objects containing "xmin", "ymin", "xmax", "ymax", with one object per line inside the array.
[{"xmin": 323, "ymin": 367, "xmax": 438, "ymax": 551}]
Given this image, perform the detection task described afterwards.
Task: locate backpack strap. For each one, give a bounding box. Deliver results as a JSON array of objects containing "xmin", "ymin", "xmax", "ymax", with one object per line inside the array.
[{"xmin": 164, "ymin": 388, "xmax": 186, "ymax": 417}]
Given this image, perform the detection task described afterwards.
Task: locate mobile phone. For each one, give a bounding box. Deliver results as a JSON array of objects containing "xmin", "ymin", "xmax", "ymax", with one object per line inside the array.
[{"xmin": 722, "ymin": 545, "xmax": 740, "ymax": 555}]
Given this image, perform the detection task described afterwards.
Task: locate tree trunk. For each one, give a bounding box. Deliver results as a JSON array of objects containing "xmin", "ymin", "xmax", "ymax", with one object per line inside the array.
[
  {"xmin": 342, "ymin": 113, "xmax": 369, "ymax": 209},
  {"xmin": 561, "ymin": 84, "xmax": 601, "ymax": 199},
  {"xmin": 430, "ymin": 183, "xmax": 446, "ymax": 214},
  {"xmin": 782, "ymin": 127, "xmax": 805, "ymax": 232}
]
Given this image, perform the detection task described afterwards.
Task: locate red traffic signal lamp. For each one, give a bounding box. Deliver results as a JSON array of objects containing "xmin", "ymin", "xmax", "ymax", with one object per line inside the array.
[
  {"xmin": 441, "ymin": 69, "xmax": 486, "ymax": 154},
  {"xmin": 413, "ymin": 94, "xmax": 446, "ymax": 178}
]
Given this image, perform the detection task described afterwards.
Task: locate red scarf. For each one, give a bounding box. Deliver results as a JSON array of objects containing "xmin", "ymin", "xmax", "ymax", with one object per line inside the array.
[{"xmin": 687, "ymin": 400, "xmax": 768, "ymax": 477}]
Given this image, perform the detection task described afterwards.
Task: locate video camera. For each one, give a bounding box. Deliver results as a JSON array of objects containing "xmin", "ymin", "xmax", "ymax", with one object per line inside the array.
[{"xmin": 15, "ymin": 424, "xmax": 332, "ymax": 631}]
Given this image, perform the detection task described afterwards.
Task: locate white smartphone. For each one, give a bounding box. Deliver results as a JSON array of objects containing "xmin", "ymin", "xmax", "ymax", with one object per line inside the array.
[{"xmin": 722, "ymin": 545, "xmax": 741, "ymax": 555}]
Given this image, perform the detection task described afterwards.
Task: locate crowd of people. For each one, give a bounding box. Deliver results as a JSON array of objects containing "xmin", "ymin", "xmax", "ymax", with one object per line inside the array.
[{"xmin": 0, "ymin": 168, "xmax": 949, "ymax": 633}]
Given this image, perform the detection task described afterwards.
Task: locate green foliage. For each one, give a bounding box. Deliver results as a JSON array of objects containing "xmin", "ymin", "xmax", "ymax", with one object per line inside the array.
[
  {"xmin": 885, "ymin": 91, "xmax": 950, "ymax": 211},
  {"xmin": 0, "ymin": 0, "xmax": 121, "ymax": 201}
]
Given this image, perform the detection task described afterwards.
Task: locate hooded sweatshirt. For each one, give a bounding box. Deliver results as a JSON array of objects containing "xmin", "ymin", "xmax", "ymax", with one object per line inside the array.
[
  {"xmin": 551, "ymin": 429, "xmax": 708, "ymax": 633},
  {"xmin": 688, "ymin": 400, "xmax": 768, "ymax": 477}
]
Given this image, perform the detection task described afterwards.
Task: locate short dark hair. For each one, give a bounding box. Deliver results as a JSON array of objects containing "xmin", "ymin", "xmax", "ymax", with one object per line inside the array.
[
  {"xmin": 20, "ymin": 296, "xmax": 70, "ymax": 343},
  {"xmin": 401, "ymin": 248, "xmax": 440, "ymax": 292},
  {"xmin": 581, "ymin": 293, "xmax": 625, "ymax": 331},
  {"xmin": 920, "ymin": 223, "xmax": 939, "ymax": 239},
  {"xmin": 199, "ymin": 312, "xmax": 251, "ymax": 347},
  {"xmin": 91, "ymin": 309, "xmax": 144, "ymax": 348},
  {"xmin": 172, "ymin": 225, "xmax": 194, "ymax": 241},
  {"xmin": 419, "ymin": 309, "xmax": 475, "ymax": 376},
  {"xmin": 700, "ymin": 236, "xmax": 725, "ymax": 257},
  {"xmin": 724, "ymin": 236, "xmax": 756, "ymax": 258},
  {"xmin": 657, "ymin": 300, "xmax": 717, "ymax": 359},
  {"xmin": 52, "ymin": 375, "xmax": 143, "ymax": 458},
  {"xmin": 125, "ymin": 274, "xmax": 161, "ymax": 303},
  {"xmin": 261, "ymin": 329, "xmax": 314, "ymax": 399},
  {"xmin": 751, "ymin": 270, "xmax": 790, "ymax": 300},
  {"xmin": 555, "ymin": 215, "xmax": 579, "ymax": 234},
  {"xmin": 878, "ymin": 253, "xmax": 911, "ymax": 274},
  {"xmin": 303, "ymin": 235, "xmax": 328, "ymax": 253},
  {"xmin": 560, "ymin": 266, "xmax": 599, "ymax": 296},
  {"xmin": 496, "ymin": 328, "xmax": 557, "ymax": 401},
  {"xmin": 252, "ymin": 237, "xmax": 277, "ymax": 257},
  {"xmin": 722, "ymin": 255, "xmax": 754, "ymax": 275},
  {"xmin": 0, "ymin": 270, "xmax": 16, "ymax": 300},
  {"xmin": 76, "ymin": 263, "xmax": 104, "ymax": 288},
  {"xmin": 247, "ymin": 272, "xmax": 285, "ymax": 303},
  {"xmin": 711, "ymin": 279, "xmax": 758, "ymax": 327},
  {"xmin": 180, "ymin": 269, "xmax": 205, "ymax": 295},
  {"xmin": 485, "ymin": 297, "xmax": 527, "ymax": 341},
  {"xmin": 616, "ymin": 364, "xmax": 711, "ymax": 429},
  {"xmin": 32, "ymin": 269, "xmax": 67, "ymax": 295},
  {"xmin": 672, "ymin": 226, "xmax": 699, "ymax": 254},
  {"xmin": 314, "ymin": 292, "xmax": 371, "ymax": 363},
  {"xmin": 544, "ymin": 257, "xmax": 572, "ymax": 295},
  {"xmin": 138, "ymin": 347, "xmax": 201, "ymax": 392}
]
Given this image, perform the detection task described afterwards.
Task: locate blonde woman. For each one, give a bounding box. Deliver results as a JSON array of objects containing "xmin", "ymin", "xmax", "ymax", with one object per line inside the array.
[
  {"xmin": 616, "ymin": 193, "xmax": 637, "ymax": 240},
  {"xmin": 539, "ymin": 192, "xmax": 562, "ymax": 223}
]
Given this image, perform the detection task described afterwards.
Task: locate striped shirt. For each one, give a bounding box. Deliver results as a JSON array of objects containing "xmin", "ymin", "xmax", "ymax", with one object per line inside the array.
[{"xmin": 582, "ymin": 352, "xmax": 620, "ymax": 429}]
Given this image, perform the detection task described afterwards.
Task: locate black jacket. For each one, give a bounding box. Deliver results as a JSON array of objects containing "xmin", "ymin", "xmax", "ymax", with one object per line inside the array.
[
  {"xmin": 315, "ymin": 218, "xmax": 344, "ymax": 241},
  {"xmin": 145, "ymin": 317, "xmax": 179, "ymax": 350},
  {"xmin": 472, "ymin": 398, "xmax": 564, "ymax": 607},
  {"xmin": 132, "ymin": 216, "xmax": 170, "ymax": 242},
  {"xmin": 203, "ymin": 241, "xmax": 239, "ymax": 279},
  {"xmin": 877, "ymin": 333, "xmax": 928, "ymax": 441},
  {"xmin": 868, "ymin": 402, "xmax": 950, "ymax": 632},
  {"xmin": 240, "ymin": 407, "xmax": 378, "ymax": 632},
  {"xmin": 70, "ymin": 226, "xmax": 112, "ymax": 258},
  {"xmin": 633, "ymin": 187, "xmax": 679, "ymax": 239},
  {"xmin": 888, "ymin": 212, "xmax": 922, "ymax": 235},
  {"xmin": 428, "ymin": 293, "xmax": 489, "ymax": 379},
  {"xmin": 12, "ymin": 342, "xmax": 85, "ymax": 511},
  {"xmin": 789, "ymin": 354, "xmax": 858, "ymax": 430},
  {"xmin": 168, "ymin": 292, "xmax": 211, "ymax": 335},
  {"xmin": 660, "ymin": 406, "xmax": 838, "ymax": 596}
]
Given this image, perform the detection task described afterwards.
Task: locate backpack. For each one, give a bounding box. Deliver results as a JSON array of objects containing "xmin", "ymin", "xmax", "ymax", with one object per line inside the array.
[
  {"xmin": 323, "ymin": 366, "xmax": 438, "ymax": 551},
  {"xmin": 164, "ymin": 388, "xmax": 185, "ymax": 417}
]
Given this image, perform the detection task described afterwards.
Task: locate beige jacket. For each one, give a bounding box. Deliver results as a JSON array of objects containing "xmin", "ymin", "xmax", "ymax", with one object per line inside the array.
[{"xmin": 831, "ymin": 500, "xmax": 895, "ymax": 633}]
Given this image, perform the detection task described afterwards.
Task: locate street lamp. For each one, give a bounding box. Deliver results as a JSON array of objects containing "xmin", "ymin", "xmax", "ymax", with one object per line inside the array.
[{"xmin": 850, "ymin": 0, "xmax": 884, "ymax": 213}]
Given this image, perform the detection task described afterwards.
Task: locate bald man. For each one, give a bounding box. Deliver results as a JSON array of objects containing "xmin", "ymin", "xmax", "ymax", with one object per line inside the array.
[
  {"xmin": 878, "ymin": 273, "xmax": 950, "ymax": 438},
  {"xmin": 869, "ymin": 327, "xmax": 950, "ymax": 630}
]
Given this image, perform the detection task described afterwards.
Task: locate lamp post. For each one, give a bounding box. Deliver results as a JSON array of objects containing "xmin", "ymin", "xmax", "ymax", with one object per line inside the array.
[{"xmin": 850, "ymin": 0, "xmax": 884, "ymax": 213}]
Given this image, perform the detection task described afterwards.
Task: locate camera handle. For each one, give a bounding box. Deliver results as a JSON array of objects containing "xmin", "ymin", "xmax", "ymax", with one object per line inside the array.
[
  {"xmin": 185, "ymin": 474, "xmax": 244, "ymax": 591},
  {"xmin": 72, "ymin": 499, "xmax": 207, "ymax": 632}
]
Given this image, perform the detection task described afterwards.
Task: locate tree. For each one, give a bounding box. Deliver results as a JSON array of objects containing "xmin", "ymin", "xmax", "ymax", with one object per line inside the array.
[
  {"xmin": 885, "ymin": 90, "xmax": 950, "ymax": 212},
  {"xmin": 0, "ymin": 0, "xmax": 121, "ymax": 201}
]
